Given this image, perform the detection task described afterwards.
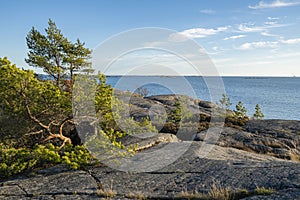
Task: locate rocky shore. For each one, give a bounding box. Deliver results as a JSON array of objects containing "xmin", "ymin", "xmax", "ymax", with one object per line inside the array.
[{"xmin": 1, "ymin": 93, "xmax": 299, "ymax": 199}]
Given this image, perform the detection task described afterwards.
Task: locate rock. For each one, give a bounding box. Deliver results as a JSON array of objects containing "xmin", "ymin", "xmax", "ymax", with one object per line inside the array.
[
  {"xmin": 195, "ymin": 125, "xmax": 300, "ymax": 161},
  {"xmin": 113, "ymin": 91, "xmax": 217, "ymax": 122},
  {"xmin": 1, "ymin": 140, "xmax": 300, "ymax": 199},
  {"xmin": 198, "ymin": 100, "xmax": 217, "ymax": 109},
  {"xmin": 118, "ymin": 133, "xmax": 180, "ymax": 151}
]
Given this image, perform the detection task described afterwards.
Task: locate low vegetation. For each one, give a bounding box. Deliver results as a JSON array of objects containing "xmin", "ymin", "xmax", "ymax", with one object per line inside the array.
[
  {"xmin": 254, "ymin": 186, "xmax": 275, "ymax": 195},
  {"xmin": 175, "ymin": 186, "xmax": 274, "ymax": 200},
  {"xmin": 0, "ymin": 143, "xmax": 93, "ymax": 179}
]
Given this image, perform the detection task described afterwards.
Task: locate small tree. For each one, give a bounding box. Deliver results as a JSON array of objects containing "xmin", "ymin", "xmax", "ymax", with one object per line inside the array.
[
  {"xmin": 171, "ymin": 101, "xmax": 182, "ymax": 124},
  {"xmin": 135, "ymin": 86, "xmax": 149, "ymax": 97},
  {"xmin": 219, "ymin": 94, "xmax": 232, "ymax": 110},
  {"xmin": 234, "ymin": 101, "xmax": 247, "ymax": 119},
  {"xmin": 253, "ymin": 104, "xmax": 264, "ymax": 120}
]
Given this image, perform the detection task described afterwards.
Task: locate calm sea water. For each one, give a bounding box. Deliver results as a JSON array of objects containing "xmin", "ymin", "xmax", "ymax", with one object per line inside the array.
[{"xmin": 106, "ymin": 76, "xmax": 300, "ymax": 120}]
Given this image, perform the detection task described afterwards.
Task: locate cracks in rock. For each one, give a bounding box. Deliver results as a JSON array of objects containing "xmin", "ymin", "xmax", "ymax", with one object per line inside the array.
[
  {"xmin": 16, "ymin": 183, "xmax": 33, "ymax": 197},
  {"xmin": 86, "ymin": 170, "xmax": 102, "ymax": 183}
]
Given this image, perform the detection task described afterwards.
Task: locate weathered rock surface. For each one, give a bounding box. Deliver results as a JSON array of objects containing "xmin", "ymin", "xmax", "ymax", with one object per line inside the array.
[
  {"xmin": 116, "ymin": 90, "xmax": 300, "ymax": 162},
  {"xmin": 114, "ymin": 90, "xmax": 216, "ymax": 121},
  {"xmin": 1, "ymin": 139, "xmax": 300, "ymax": 199},
  {"xmin": 195, "ymin": 121, "xmax": 300, "ymax": 161}
]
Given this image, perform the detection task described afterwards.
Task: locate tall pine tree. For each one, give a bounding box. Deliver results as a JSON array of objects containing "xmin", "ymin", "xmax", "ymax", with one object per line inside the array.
[{"xmin": 25, "ymin": 19, "xmax": 91, "ymax": 88}]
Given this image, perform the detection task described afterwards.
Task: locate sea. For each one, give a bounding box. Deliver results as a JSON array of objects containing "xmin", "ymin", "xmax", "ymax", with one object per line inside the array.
[{"xmin": 105, "ymin": 76, "xmax": 300, "ymax": 120}]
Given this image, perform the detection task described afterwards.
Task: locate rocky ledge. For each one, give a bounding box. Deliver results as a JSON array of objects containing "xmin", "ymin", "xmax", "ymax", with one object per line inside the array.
[{"xmin": 0, "ymin": 93, "xmax": 299, "ymax": 199}]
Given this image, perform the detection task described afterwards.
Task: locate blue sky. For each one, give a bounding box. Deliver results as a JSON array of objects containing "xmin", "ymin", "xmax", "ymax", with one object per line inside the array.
[{"xmin": 1, "ymin": 0, "xmax": 300, "ymax": 76}]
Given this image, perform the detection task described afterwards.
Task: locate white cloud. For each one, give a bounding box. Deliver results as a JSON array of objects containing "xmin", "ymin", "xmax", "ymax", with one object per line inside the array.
[
  {"xmin": 249, "ymin": 0, "xmax": 300, "ymax": 9},
  {"xmin": 200, "ymin": 9, "xmax": 216, "ymax": 14},
  {"xmin": 238, "ymin": 41, "xmax": 279, "ymax": 50},
  {"xmin": 178, "ymin": 26, "xmax": 229, "ymax": 39},
  {"xmin": 264, "ymin": 21, "xmax": 278, "ymax": 25},
  {"xmin": 212, "ymin": 47, "xmax": 219, "ymax": 51},
  {"xmin": 280, "ymin": 38, "xmax": 300, "ymax": 44},
  {"xmin": 261, "ymin": 31, "xmax": 279, "ymax": 37},
  {"xmin": 223, "ymin": 35, "xmax": 246, "ymax": 40},
  {"xmin": 238, "ymin": 37, "xmax": 300, "ymax": 50},
  {"xmin": 238, "ymin": 23, "xmax": 288, "ymax": 33},
  {"xmin": 267, "ymin": 17, "xmax": 280, "ymax": 20}
]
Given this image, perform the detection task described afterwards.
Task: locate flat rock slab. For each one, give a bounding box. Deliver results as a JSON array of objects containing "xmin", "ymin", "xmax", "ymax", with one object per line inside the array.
[
  {"xmin": 1, "ymin": 142, "xmax": 300, "ymax": 199},
  {"xmin": 0, "ymin": 170, "xmax": 98, "ymax": 199}
]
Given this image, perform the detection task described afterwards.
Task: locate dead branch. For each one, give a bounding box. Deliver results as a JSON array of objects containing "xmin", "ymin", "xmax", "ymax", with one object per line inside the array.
[{"xmin": 25, "ymin": 129, "xmax": 44, "ymax": 136}]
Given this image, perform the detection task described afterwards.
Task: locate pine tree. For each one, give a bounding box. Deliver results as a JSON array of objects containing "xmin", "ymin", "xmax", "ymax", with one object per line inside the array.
[
  {"xmin": 25, "ymin": 19, "xmax": 91, "ymax": 87},
  {"xmin": 219, "ymin": 93, "xmax": 232, "ymax": 109},
  {"xmin": 234, "ymin": 101, "xmax": 247, "ymax": 119},
  {"xmin": 253, "ymin": 104, "xmax": 264, "ymax": 120}
]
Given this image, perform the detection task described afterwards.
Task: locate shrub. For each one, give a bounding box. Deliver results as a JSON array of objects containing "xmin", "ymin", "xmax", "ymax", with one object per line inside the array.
[{"xmin": 0, "ymin": 143, "xmax": 94, "ymax": 179}]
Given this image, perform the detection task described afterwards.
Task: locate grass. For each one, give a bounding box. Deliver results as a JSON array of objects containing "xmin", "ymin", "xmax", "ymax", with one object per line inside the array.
[
  {"xmin": 176, "ymin": 185, "xmax": 237, "ymax": 200},
  {"xmin": 207, "ymin": 184, "xmax": 231, "ymax": 200},
  {"xmin": 175, "ymin": 185, "xmax": 274, "ymax": 200},
  {"xmin": 125, "ymin": 191, "xmax": 146, "ymax": 200},
  {"xmin": 95, "ymin": 181, "xmax": 274, "ymax": 200},
  {"xmin": 96, "ymin": 181, "xmax": 116, "ymax": 198},
  {"xmin": 96, "ymin": 189, "xmax": 116, "ymax": 198},
  {"xmin": 254, "ymin": 187, "xmax": 275, "ymax": 195}
]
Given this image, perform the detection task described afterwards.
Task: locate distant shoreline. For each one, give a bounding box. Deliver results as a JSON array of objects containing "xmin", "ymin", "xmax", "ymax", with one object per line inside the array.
[
  {"xmin": 35, "ymin": 74, "xmax": 299, "ymax": 78},
  {"xmin": 105, "ymin": 75, "xmax": 298, "ymax": 78}
]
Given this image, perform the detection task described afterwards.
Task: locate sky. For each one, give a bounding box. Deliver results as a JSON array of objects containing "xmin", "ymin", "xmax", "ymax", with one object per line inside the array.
[{"xmin": 1, "ymin": 0, "xmax": 300, "ymax": 76}]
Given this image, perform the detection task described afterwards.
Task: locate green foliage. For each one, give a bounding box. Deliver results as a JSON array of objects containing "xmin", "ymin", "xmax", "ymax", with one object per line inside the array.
[
  {"xmin": 234, "ymin": 101, "xmax": 247, "ymax": 119},
  {"xmin": 121, "ymin": 117, "xmax": 158, "ymax": 135},
  {"xmin": 0, "ymin": 57, "xmax": 72, "ymax": 146},
  {"xmin": 253, "ymin": 104, "xmax": 264, "ymax": 120},
  {"xmin": 25, "ymin": 19, "xmax": 91, "ymax": 85},
  {"xmin": 61, "ymin": 145, "xmax": 93, "ymax": 170},
  {"xmin": 171, "ymin": 101, "xmax": 182, "ymax": 124},
  {"xmin": 223, "ymin": 101, "xmax": 250, "ymax": 127},
  {"xmin": 0, "ymin": 143, "xmax": 37, "ymax": 179},
  {"xmin": 170, "ymin": 99, "xmax": 193, "ymax": 125},
  {"xmin": 95, "ymin": 72, "xmax": 118, "ymax": 131},
  {"xmin": 0, "ymin": 143, "xmax": 94, "ymax": 179},
  {"xmin": 218, "ymin": 93, "xmax": 232, "ymax": 110},
  {"xmin": 1, "ymin": 19, "xmax": 159, "ymax": 179}
]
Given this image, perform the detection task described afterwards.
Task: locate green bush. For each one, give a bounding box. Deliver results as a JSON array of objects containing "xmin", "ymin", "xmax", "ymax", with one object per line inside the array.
[
  {"xmin": 61, "ymin": 145, "xmax": 93, "ymax": 170},
  {"xmin": 0, "ymin": 143, "xmax": 94, "ymax": 179}
]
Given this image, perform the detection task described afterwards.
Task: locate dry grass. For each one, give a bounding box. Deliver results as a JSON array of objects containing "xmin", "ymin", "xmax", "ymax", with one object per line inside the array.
[
  {"xmin": 254, "ymin": 187, "xmax": 275, "ymax": 195},
  {"xmin": 207, "ymin": 183, "xmax": 231, "ymax": 200},
  {"xmin": 97, "ymin": 189, "xmax": 116, "ymax": 198},
  {"xmin": 176, "ymin": 190, "xmax": 203, "ymax": 199},
  {"xmin": 96, "ymin": 181, "xmax": 116, "ymax": 198},
  {"xmin": 175, "ymin": 184, "xmax": 273, "ymax": 200},
  {"xmin": 125, "ymin": 191, "xmax": 146, "ymax": 200},
  {"xmin": 176, "ymin": 183, "xmax": 232, "ymax": 200}
]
